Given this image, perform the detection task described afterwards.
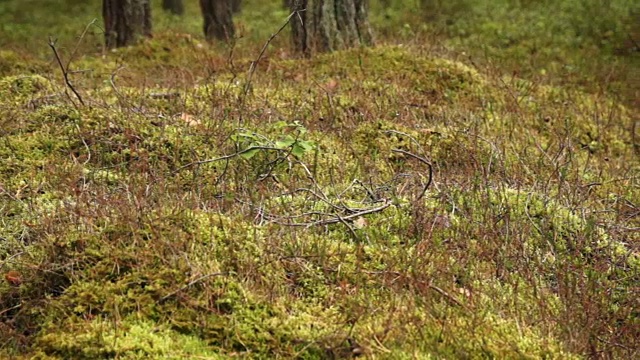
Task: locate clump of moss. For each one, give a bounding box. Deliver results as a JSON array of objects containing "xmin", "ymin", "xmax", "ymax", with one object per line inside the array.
[
  {"xmin": 34, "ymin": 319, "xmax": 223, "ymax": 360},
  {"xmin": 0, "ymin": 51, "xmax": 47, "ymax": 76},
  {"xmin": 0, "ymin": 74, "xmax": 54, "ymax": 104}
]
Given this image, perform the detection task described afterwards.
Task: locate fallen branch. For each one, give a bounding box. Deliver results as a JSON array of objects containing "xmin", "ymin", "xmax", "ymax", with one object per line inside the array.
[
  {"xmin": 268, "ymin": 200, "xmax": 392, "ymax": 227},
  {"xmin": 159, "ymin": 272, "xmax": 228, "ymax": 302},
  {"xmin": 172, "ymin": 145, "xmax": 287, "ymax": 175},
  {"xmin": 391, "ymin": 148, "xmax": 433, "ymax": 201}
]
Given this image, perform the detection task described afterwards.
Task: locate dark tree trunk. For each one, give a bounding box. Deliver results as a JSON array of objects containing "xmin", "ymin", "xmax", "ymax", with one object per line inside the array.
[
  {"xmin": 103, "ymin": 0, "xmax": 152, "ymax": 48},
  {"xmin": 200, "ymin": 0, "xmax": 235, "ymax": 41},
  {"xmin": 231, "ymin": 0, "xmax": 242, "ymax": 13},
  {"xmin": 287, "ymin": 0, "xmax": 309, "ymax": 54},
  {"xmin": 162, "ymin": 0, "xmax": 184, "ymax": 15},
  {"xmin": 288, "ymin": 0, "xmax": 373, "ymax": 54}
]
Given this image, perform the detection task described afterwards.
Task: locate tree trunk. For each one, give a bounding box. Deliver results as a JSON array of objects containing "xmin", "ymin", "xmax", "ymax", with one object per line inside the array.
[
  {"xmin": 103, "ymin": 0, "xmax": 152, "ymax": 48},
  {"xmin": 231, "ymin": 0, "xmax": 242, "ymax": 13},
  {"xmin": 200, "ymin": 0, "xmax": 235, "ymax": 41},
  {"xmin": 287, "ymin": 0, "xmax": 309, "ymax": 54},
  {"xmin": 162, "ymin": 0, "xmax": 184, "ymax": 15},
  {"xmin": 288, "ymin": 0, "xmax": 373, "ymax": 54}
]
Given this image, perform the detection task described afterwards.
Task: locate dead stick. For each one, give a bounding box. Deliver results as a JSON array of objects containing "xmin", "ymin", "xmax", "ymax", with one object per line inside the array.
[{"xmin": 48, "ymin": 37, "xmax": 85, "ymax": 106}]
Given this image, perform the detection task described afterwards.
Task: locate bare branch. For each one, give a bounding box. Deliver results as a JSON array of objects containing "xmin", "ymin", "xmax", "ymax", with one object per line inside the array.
[
  {"xmin": 48, "ymin": 37, "xmax": 85, "ymax": 107},
  {"xmin": 391, "ymin": 148, "xmax": 433, "ymax": 201},
  {"xmin": 241, "ymin": 9, "xmax": 301, "ymax": 102},
  {"xmin": 268, "ymin": 200, "xmax": 392, "ymax": 227}
]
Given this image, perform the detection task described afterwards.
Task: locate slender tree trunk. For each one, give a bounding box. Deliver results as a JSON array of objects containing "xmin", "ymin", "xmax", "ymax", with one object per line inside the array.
[
  {"xmin": 103, "ymin": 0, "xmax": 152, "ymax": 48},
  {"xmin": 162, "ymin": 0, "xmax": 185, "ymax": 15},
  {"xmin": 288, "ymin": 0, "xmax": 373, "ymax": 54},
  {"xmin": 199, "ymin": 0, "xmax": 235, "ymax": 41}
]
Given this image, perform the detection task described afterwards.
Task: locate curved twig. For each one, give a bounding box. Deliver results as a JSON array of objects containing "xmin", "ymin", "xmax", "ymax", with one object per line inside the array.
[{"xmin": 391, "ymin": 148, "xmax": 433, "ymax": 201}]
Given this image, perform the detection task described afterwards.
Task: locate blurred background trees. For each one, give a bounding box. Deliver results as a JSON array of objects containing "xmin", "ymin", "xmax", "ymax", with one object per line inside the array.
[
  {"xmin": 162, "ymin": 0, "xmax": 185, "ymax": 15},
  {"xmin": 199, "ymin": 0, "xmax": 236, "ymax": 41},
  {"xmin": 104, "ymin": 0, "xmax": 375, "ymax": 52},
  {"xmin": 287, "ymin": 0, "xmax": 373, "ymax": 54},
  {"xmin": 103, "ymin": 0, "xmax": 152, "ymax": 48},
  {"xmin": 0, "ymin": 0, "xmax": 636, "ymax": 97}
]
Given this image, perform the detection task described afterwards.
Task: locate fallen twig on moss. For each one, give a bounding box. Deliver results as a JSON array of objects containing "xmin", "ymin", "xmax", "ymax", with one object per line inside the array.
[
  {"xmin": 159, "ymin": 272, "xmax": 228, "ymax": 303},
  {"xmin": 266, "ymin": 200, "xmax": 392, "ymax": 228},
  {"xmin": 171, "ymin": 145, "xmax": 287, "ymax": 175},
  {"xmin": 391, "ymin": 148, "xmax": 432, "ymax": 202}
]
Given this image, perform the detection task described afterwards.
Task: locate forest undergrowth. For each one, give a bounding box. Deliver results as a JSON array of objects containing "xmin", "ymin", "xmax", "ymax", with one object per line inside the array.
[{"xmin": 0, "ymin": 0, "xmax": 638, "ymax": 358}]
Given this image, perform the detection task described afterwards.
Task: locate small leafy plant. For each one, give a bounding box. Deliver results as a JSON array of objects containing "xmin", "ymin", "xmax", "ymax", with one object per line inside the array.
[{"xmin": 232, "ymin": 120, "xmax": 316, "ymax": 160}]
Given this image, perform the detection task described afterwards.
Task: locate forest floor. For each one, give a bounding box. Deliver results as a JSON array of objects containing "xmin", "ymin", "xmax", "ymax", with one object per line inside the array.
[{"xmin": 0, "ymin": 0, "xmax": 638, "ymax": 359}]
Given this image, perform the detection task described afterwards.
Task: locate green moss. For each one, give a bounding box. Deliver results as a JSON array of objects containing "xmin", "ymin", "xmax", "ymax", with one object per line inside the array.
[
  {"xmin": 0, "ymin": 74, "xmax": 53, "ymax": 103},
  {"xmin": 35, "ymin": 318, "xmax": 223, "ymax": 360}
]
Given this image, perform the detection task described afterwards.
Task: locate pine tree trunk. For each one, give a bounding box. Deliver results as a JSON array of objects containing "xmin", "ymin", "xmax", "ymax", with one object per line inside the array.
[
  {"xmin": 288, "ymin": 0, "xmax": 373, "ymax": 54},
  {"xmin": 200, "ymin": 0, "xmax": 235, "ymax": 41},
  {"xmin": 103, "ymin": 0, "xmax": 152, "ymax": 48},
  {"xmin": 162, "ymin": 0, "xmax": 184, "ymax": 15}
]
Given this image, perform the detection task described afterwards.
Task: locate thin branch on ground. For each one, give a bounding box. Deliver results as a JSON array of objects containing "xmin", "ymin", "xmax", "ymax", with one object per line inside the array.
[
  {"xmin": 268, "ymin": 200, "xmax": 392, "ymax": 227},
  {"xmin": 391, "ymin": 148, "xmax": 433, "ymax": 201},
  {"xmin": 172, "ymin": 145, "xmax": 287, "ymax": 175},
  {"xmin": 159, "ymin": 272, "xmax": 228, "ymax": 302}
]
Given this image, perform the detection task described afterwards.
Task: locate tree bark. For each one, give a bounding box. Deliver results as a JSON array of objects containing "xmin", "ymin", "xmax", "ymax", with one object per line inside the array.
[
  {"xmin": 162, "ymin": 0, "xmax": 185, "ymax": 15},
  {"xmin": 287, "ymin": 0, "xmax": 309, "ymax": 54},
  {"xmin": 200, "ymin": 0, "xmax": 235, "ymax": 42},
  {"xmin": 103, "ymin": 0, "xmax": 152, "ymax": 48},
  {"xmin": 288, "ymin": 0, "xmax": 373, "ymax": 54}
]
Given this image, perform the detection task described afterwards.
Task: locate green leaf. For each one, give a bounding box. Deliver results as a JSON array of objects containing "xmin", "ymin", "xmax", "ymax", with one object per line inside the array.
[
  {"xmin": 298, "ymin": 140, "xmax": 315, "ymax": 151},
  {"xmin": 239, "ymin": 148, "xmax": 260, "ymax": 160},
  {"xmin": 273, "ymin": 120, "xmax": 288, "ymax": 129},
  {"xmin": 275, "ymin": 137, "xmax": 296, "ymax": 149},
  {"xmin": 291, "ymin": 144, "xmax": 306, "ymax": 158}
]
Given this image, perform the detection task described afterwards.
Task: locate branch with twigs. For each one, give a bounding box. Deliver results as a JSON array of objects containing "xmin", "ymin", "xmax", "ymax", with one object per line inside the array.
[
  {"xmin": 240, "ymin": 8, "xmax": 302, "ymax": 103},
  {"xmin": 265, "ymin": 200, "xmax": 392, "ymax": 228},
  {"xmin": 171, "ymin": 145, "xmax": 288, "ymax": 175},
  {"xmin": 262, "ymin": 147, "xmax": 432, "ymax": 230},
  {"xmin": 49, "ymin": 37, "xmax": 85, "ymax": 107},
  {"xmin": 170, "ymin": 132, "xmax": 432, "ymax": 238},
  {"xmin": 390, "ymin": 148, "xmax": 433, "ymax": 202},
  {"xmin": 48, "ymin": 20, "xmax": 97, "ymax": 108}
]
